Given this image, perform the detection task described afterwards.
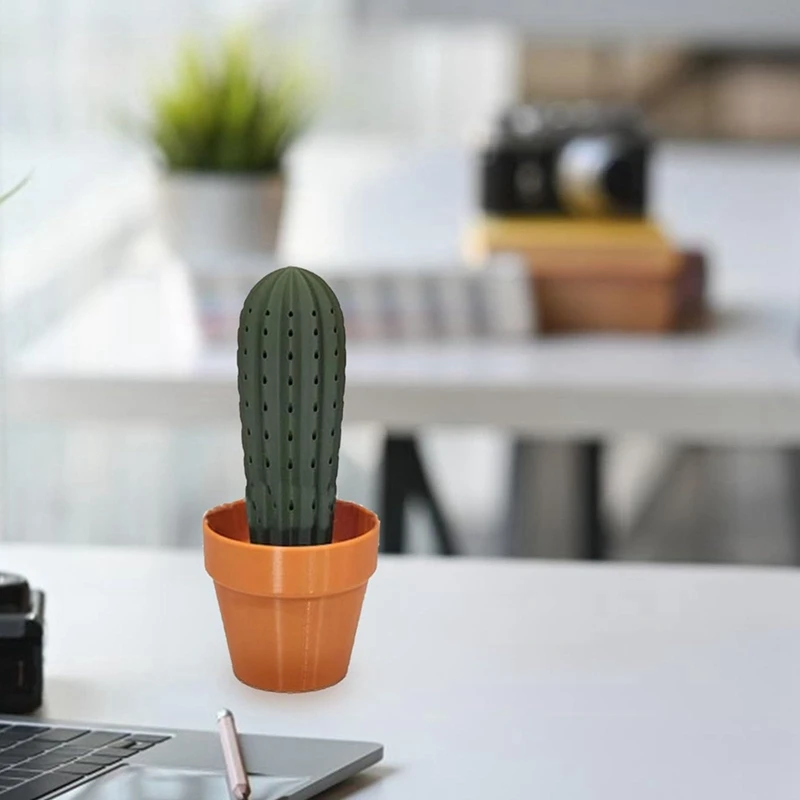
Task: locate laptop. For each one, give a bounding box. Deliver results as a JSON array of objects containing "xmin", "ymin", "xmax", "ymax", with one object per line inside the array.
[{"xmin": 0, "ymin": 716, "xmax": 383, "ymax": 800}]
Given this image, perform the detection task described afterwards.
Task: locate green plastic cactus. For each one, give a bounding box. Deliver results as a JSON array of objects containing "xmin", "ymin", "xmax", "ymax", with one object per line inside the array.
[{"xmin": 237, "ymin": 266, "xmax": 346, "ymax": 546}]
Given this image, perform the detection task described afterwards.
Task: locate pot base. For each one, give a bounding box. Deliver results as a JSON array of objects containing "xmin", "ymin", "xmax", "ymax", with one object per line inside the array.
[{"xmin": 214, "ymin": 584, "xmax": 365, "ymax": 693}]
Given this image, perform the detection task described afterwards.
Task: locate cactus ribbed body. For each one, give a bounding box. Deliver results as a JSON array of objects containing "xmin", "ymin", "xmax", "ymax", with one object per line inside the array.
[{"xmin": 237, "ymin": 266, "xmax": 346, "ymax": 546}]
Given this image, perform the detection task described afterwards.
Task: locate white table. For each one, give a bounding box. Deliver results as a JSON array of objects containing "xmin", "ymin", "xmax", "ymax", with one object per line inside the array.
[
  {"xmin": 9, "ymin": 137, "xmax": 800, "ymax": 557},
  {"xmin": 10, "ymin": 266, "xmax": 800, "ymax": 442},
  {"xmin": 6, "ymin": 544, "xmax": 800, "ymax": 798},
  {"xmin": 9, "ymin": 139, "xmax": 800, "ymax": 442}
]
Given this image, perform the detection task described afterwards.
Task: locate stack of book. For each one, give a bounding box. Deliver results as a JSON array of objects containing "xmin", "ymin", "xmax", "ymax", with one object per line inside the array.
[
  {"xmin": 190, "ymin": 257, "xmax": 536, "ymax": 344},
  {"xmin": 467, "ymin": 217, "xmax": 707, "ymax": 334}
]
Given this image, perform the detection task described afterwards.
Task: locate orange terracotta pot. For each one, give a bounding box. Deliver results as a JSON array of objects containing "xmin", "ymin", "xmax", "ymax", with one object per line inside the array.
[{"xmin": 203, "ymin": 498, "xmax": 379, "ymax": 693}]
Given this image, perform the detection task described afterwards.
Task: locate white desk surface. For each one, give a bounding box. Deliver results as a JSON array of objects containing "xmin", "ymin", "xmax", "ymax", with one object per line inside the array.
[
  {"xmin": 5, "ymin": 544, "xmax": 800, "ymax": 799},
  {"xmin": 10, "ymin": 139, "xmax": 800, "ymax": 443}
]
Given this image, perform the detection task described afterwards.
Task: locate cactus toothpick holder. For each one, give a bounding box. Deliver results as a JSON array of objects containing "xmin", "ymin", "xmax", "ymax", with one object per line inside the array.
[{"xmin": 203, "ymin": 266, "xmax": 380, "ymax": 693}]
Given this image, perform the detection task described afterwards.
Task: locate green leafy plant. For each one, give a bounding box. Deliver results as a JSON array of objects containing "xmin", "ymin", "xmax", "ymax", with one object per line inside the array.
[
  {"xmin": 145, "ymin": 28, "xmax": 310, "ymax": 173},
  {"xmin": 238, "ymin": 266, "xmax": 346, "ymax": 546}
]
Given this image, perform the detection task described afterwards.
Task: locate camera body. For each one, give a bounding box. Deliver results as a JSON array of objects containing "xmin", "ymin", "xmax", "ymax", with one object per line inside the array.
[
  {"xmin": 0, "ymin": 573, "xmax": 44, "ymax": 713},
  {"xmin": 480, "ymin": 103, "xmax": 651, "ymax": 218}
]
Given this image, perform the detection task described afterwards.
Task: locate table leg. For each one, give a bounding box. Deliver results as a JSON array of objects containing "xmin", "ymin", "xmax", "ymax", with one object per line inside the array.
[
  {"xmin": 379, "ymin": 434, "xmax": 459, "ymax": 555},
  {"xmin": 506, "ymin": 439, "xmax": 608, "ymax": 560},
  {"xmin": 784, "ymin": 448, "xmax": 800, "ymax": 566},
  {"xmin": 582, "ymin": 442, "xmax": 606, "ymax": 560}
]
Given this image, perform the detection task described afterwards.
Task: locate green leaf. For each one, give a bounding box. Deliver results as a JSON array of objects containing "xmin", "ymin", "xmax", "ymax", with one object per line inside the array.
[{"xmin": 140, "ymin": 27, "xmax": 312, "ymax": 173}]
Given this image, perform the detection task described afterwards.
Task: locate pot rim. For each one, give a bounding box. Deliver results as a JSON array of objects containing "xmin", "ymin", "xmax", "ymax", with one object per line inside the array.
[
  {"xmin": 203, "ymin": 498, "xmax": 380, "ymax": 598},
  {"xmin": 203, "ymin": 498, "xmax": 378, "ymax": 553},
  {"xmin": 158, "ymin": 170, "xmax": 284, "ymax": 183}
]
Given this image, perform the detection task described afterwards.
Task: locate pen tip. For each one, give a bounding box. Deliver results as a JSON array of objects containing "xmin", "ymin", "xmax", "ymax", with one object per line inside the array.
[{"xmin": 216, "ymin": 708, "xmax": 232, "ymax": 721}]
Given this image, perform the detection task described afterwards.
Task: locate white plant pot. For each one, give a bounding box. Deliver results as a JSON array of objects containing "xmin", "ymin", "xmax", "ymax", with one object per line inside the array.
[{"xmin": 157, "ymin": 172, "xmax": 284, "ymax": 265}]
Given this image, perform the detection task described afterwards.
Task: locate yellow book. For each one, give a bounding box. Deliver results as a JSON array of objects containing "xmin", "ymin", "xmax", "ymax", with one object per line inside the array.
[{"xmin": 466, "ymin": 216, "xmax": 672, "ymax": 262}]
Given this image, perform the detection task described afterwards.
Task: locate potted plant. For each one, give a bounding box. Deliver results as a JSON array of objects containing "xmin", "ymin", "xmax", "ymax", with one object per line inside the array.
[
  {"xmin": 203, "ymin": 266, "xmax": 380, "ymax": 692},
  {"xmin": 145, "ymin": 29, "xmax": 309, "ymax": 264}
]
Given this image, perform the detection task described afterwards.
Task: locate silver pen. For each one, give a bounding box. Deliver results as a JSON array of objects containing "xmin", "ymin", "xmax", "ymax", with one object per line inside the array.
[{"xmin": 217, "ymin": 709, "xmax": 251, "ymax": 800}]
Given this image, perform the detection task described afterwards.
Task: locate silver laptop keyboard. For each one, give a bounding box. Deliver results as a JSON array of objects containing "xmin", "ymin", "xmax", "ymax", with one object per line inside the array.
[{"xmin": 0, "ymin": 723, "xmax": 169, "ymax": 799}]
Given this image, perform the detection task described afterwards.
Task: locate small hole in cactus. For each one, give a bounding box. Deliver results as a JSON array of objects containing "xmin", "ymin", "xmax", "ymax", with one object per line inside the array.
[
  {"xmin": 288, "ymin": 403, "xmax": 294, "ymax": 413},
  {"xmin": 288, "ymin": 329, "xmax": 293, "ymax": 337},
  {"xmin": 288, "ymin": 352, "xmax": 294, "ymax": 361},
  {"xmin": 311, "ymin": 459, "xmax": 316, "ymax": 468},
  {"xmin": 313, "ymin": 328, "xmax": 319, "ymax": 336},
  {"xmin": 288, "ymin": 501, "xmax": 294, "ymax": 511},
  {"xmin": 288, "ymin": 310, "xmax": 294, "ymax": 317},
  {"xmin": 266, "ymin": 310, "xmax": 270, "ymax": 316},
  {"xmin": 312, "ymin": 310, "xmax": 317, "ymax": 317},
  {"xmin": 314, "ymin": 376, "xmax": 319, "ymax": 386},
  {"xmin": 263, "ymin": 402, "xmax": 268, "ymax": 412},
  {"xmin": 288, "ymin": 376, "xmax": 293, "ymax": 386},
  {"xmin": 288, "ymin": 459, "xmax": 294, "ymax": 469},
  {"xmin": 243, "ymin": 374, "xmax": 248, "ymax": 381},
  {"xmin": 331, "ymin": 428, "xmax": 335, "ymax": 437},
  {"xmin": 334, "ymin": 375, "xmax": 339, "ymax": 382},
  {"xmin": 247, "ymin": 428, "xmax": 251, "ymax": 436},
  {"xmin": 312, "ymin": 431, "xmax": 317, "ymax": 441},
  {"xmin": 313, "ymin": 403, "xmax": 318, "ymax": 412},
  {"xmin": 243, "ymin": 348, "xmax": 248, "ymax": 356},
  {"xmin": 245, "ymin": 400, "xmax": 249, "ymax": 408},
  {"xmin": 245, "ymin": 326, "xmax": 249, "ymax": 333},
  {"xmin": 248, "ymin": 456, "xmax": 253, "ymax": 464},
  {"xmin": 288, "ymin": 432, "xmax": 294, "ymax": 442},
  {"xmin": 334, "ymin": 349, "xmax": 339, "ymax": 357},
  {"xmin": 262, "ymin": 350, "xmax": 267, "ymax": 359},
  {"xmin": 333, "ymin": 401, "xmax": 337, "ymax": 409},
  {"xmin": 266, "ymin": 458, "xmax": 270, "ymax": 467},
  {"xmin": 248, "ymin": 307, "xmax": 253, "ymax": 315},
  {"xmin": 262, "ymin": 376, "xmax": 267, "ymax": 385},
  {"xmin": 314, "ymin": 351, "xmax": 319, "ymax": 360},
  {"xmin": 334, "ymin": 326, "xmax": 338, "ymax": 334},
  {"xmin": 330, "ymin": 308, "xmax": 335, "ymax": 315},
  {"xmin": 312, "ymin": 500, "xmax": 316, "ymax": 510},
  {"xmin": 328, "ymin": 457, "xmax": 333, "ymax": 465},
  {"xmin": 264, "ymin": 431, "xmax": 269, "ymax": 440}
]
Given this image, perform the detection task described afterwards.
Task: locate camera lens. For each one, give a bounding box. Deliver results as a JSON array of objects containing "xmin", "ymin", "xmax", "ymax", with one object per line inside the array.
[{"xmin": 555, "ymin": 135, "xmax": 640, "ymax": 216}]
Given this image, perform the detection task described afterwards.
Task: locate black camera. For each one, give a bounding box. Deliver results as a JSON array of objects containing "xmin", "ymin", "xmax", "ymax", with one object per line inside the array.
[
  {"xmin": 480, "ymin": 103, "xmax": 651, "ymax": 218},
  {"xmin": 0, "ymin": 574, "xmax": 44, "ymax": 713}
]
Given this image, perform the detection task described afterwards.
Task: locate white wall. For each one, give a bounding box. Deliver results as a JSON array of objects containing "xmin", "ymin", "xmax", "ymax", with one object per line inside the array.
[{"xmin": 353, "ymin": 0, "xmax": 800, "ymax": 44}]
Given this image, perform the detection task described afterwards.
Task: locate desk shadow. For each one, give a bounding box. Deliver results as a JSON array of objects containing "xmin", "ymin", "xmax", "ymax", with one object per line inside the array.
[
  {"xmin": 708, "ymin": 306, "xmax": 755, "ymax": 332},
  {"xmin": 679, "ymin": 305, "xmax": 784, "ymax": 337},
  {"xmin": 317, "ymin": 765, "xmax": 399, "ymax": 799}
]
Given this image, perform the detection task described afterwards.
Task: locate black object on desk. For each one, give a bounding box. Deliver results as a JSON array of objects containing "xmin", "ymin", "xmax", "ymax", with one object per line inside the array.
[
  {"xmin": 480, "ymin": 102, "xmax": 651, "ymax": 218},
  {"xmin": 0, "ymin": 574, "xmax": 44, "ymax": 714}
]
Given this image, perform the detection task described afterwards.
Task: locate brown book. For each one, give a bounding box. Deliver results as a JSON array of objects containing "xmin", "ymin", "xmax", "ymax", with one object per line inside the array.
[{"xmin": 533, "ymin": 249, "xmax": 708, "ymax": 334}]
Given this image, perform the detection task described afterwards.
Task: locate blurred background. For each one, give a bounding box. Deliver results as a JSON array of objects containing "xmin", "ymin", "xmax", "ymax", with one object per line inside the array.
[{"xmin": 3, "ymin": 0, "xmax": 800, "ymax": 563}]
